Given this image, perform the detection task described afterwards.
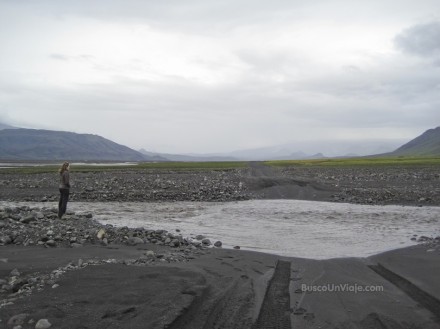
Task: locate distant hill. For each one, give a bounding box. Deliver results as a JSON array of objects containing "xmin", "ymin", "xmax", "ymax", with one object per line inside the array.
[
  {"xmin": 387, "ymin": 127, "xmax": 440, "ymax": 157},
  {"xmin": 0, "ymin": 123, "xmax": 17, "ymax": 130},
  {"xmin": 139, "ymin": 149, "xmax": 237, "ymax": 162},
  {"xmin": 0, "ymin": 128, "xmax": 160, "ymax": 161}
]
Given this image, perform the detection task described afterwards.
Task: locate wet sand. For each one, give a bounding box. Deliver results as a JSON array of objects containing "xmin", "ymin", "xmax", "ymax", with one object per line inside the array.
[{"xmin": 1, "ymin": 242, "xmax": 440, "ymax": 328}]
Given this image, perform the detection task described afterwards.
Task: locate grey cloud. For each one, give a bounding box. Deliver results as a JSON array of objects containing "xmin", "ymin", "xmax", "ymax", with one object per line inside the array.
[
  {"xmin": 395, "ymin": 21, "xmax": 440, "ymax": 57},
  {"xmin": 50, "ymin": 53, "xmax": 69, "ymax": 61}
]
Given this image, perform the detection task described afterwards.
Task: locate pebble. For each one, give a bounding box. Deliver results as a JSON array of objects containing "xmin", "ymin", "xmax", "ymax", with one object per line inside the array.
[
  {"xmin": 35, "ymin": 319, "xmax": 52, "ymax": 329},
  {"xmin": 45, "ymin": 240, "xmax": 56, "ymax": 247},
  {"xmin": 127, "ymin": 237, "xmax": 144, "ymax": 245},
  {"xmin": 97, "ymin": 229, "xmax": 106, "ymax": 240},
  {"xmin": 145, "ymin": 250, "xmax": 155, "ymax": 257},
  {"xmin": 10, "ymin": 268, "xmax": 21, "ymax": 277}
]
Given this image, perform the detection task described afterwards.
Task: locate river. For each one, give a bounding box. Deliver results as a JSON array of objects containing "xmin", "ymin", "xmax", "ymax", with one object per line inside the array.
[
  {"xmin": 60, "ymin": 200, "xmax": 440, "ymax": 259},
  {"xmin": 2, "ymin": 199, "xmax": 439, "ymax": 259}
]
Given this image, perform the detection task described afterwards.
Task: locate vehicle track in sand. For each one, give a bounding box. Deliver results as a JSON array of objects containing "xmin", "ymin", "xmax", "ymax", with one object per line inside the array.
[{"xmin": 253, "ymin": 260, "xmax": 292, "ymax": 329}]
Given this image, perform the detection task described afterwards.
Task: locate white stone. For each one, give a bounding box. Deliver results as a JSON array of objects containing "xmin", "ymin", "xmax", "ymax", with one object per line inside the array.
[{"xmin": 35, "ymin": 319, "xmax": 52, "ymax": 329}]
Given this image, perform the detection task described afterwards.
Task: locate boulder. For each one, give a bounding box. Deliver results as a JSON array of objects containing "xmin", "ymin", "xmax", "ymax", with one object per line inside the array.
[
  {"xmin": 35, "ymin": 319, "xmax": 52, "ymax": 329},
  {"xmin": 127, "ymin": 237, "xmax": 144, "ymax": 246},
  {"xmin": 20, "ymin": 214, "xmax": 36, "ymax": 224},
  {"xmin": 202, "ymin": 238, "xmax": 211, "ymax": 246}
]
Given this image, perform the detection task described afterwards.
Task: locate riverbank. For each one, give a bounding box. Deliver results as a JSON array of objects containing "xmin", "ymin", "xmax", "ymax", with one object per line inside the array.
[{"xmin": 1, "ymin": 238, "xmax": 440, "ymax": 328}]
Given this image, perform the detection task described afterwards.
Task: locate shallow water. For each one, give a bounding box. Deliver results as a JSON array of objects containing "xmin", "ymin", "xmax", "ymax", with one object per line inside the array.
[{"xmin": 4, "ymin": 200, "xmax": 439, "ymax": 259}]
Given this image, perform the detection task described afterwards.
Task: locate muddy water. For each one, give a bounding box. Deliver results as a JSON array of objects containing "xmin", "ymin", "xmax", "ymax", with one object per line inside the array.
[{"xmin": 8, "ymin": 199, "xmax": 437, "ymax": 259}]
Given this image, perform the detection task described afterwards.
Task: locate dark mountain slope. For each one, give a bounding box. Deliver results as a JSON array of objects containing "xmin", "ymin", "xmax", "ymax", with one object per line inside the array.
[
  {"xmin": 0, "ymin": 128, "xmax": 150, "ymax": 161},
  {"xmin": 0, "ymin": 123, "xmax": 17, "ymax": 130},
  {"xmin": 388, "ymin": 127, "xmax": 440, "ymax": 157}
]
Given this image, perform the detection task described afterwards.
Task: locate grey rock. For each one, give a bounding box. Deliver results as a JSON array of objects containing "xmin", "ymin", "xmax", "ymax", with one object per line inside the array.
[
  {"xmin": 10, "ymin": 214, "xmax": 21, "ymax": 221},
  {"xmin": 0, "ymin": 235, "xmax": 12, "ymax": 245},
  {"xmin": 7, "ymin": 313, "xmax": 29, "ymax": 326},
  {"xmin": 20, "ymin": 214, "xmax": 36, "ymax": 224},
  {"xmin": 145, "ymin": 250, "xmax": 155, "ymax": 257},
  {"xmin": 192, "ymin": 241, "xmax": 202, "ymax": 247},
  {"xmin": 170, "ymin": 239, "xmax": 181, "ymax": 247},
  {"xmin": 201, "ymin": 238, "xmax": 211, "ymax": 246},
  {"xmin": 10, "ymin": 268, "xmax": 20, "ymax": 277},
  {"xmin": 45, "ymin": 240, "xmax": 56, "ymax": 247},
  {"xmin": 214, "ymin": 241, "xmax": 222, "ymax": 248},
  {"xmin": 35, "ymin": 319, "xmax": 52, "ymax": 329},
  {"xmin": 12, "ymin": 278, "xmax": 26, "ymax": 292},
  {"xmin": 127, "ymin": 237, "xmax": 144, "ymax": 246}
]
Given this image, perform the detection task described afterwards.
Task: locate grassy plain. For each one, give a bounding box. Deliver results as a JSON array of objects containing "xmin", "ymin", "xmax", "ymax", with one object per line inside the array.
[
  {"xmin": 0, "ymin": 161, "xmax": 248, "ymax": 174},
  {"xmin": 1, "ymin": 157, "xmax": 439, "ymax": 174},
  {"xmin": 265, "ymin": 157, "xmax": 440, "ymax": 167}
]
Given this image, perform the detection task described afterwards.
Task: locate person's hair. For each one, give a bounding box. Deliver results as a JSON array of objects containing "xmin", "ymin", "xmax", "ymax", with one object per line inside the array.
[{"xmin": 59, "ymin": 162, "xmax": 70, "ymax": 174}]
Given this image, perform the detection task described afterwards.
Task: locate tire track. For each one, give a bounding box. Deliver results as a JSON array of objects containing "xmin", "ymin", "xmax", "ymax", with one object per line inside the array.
[
  {"xmin": 253, "ymin": 260, "xmax": 291, "ymax": 329},
  {"xmin": 369, "ymin": 263, "xmax": 440, "ymax": 322}
]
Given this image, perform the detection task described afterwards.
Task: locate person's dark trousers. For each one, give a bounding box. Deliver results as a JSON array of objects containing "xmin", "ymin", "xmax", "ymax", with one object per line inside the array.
[{"xmin": 58, "ymin": 188, "xmax": 70, "ymax": 218}]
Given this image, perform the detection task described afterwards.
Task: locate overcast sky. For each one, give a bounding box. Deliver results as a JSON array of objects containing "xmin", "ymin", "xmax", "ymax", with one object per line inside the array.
[{"xmin": 0, "ymin": 0, "xmax": 439, "ymax": 155}]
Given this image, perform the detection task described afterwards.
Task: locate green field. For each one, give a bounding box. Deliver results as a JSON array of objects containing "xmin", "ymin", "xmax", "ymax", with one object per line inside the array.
[
  {"xmin": 1, "ymin": 157, "xmax": 439, "ymax": 174},
  {"xmin": 0, "ymin": 161, "xmax": 248, "ymax": 174},
  {"xmin": 265, "ymin": 156, "xmax": 440, "ymax": 167}
]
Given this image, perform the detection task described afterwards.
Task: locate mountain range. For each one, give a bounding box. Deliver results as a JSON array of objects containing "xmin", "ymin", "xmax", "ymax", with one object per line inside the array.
[
  {"xmin": 0, "ymin": 123, "xmax": 439, "ymax": 161},
  {"xmin": 0, "ymin": 128, "xmax": 161, "ymax": 161}
]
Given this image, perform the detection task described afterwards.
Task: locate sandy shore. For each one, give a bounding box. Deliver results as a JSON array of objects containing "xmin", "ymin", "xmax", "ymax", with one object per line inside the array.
[{"xmin": 1, "ymin": 239, "xmax": 440, "ymax": 328}]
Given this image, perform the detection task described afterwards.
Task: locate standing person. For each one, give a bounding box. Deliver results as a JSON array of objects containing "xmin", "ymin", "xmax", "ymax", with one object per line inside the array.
[{"xmin": 58, "ymin": 161, "xmax": 70, "ymax": 219}]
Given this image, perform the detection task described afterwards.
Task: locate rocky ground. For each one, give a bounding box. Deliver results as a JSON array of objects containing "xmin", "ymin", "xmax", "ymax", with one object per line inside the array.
[
  {"xmin": 0, "ymin": 168, "xmax": 251, "ymax": 203},
  {"xmin": 278, "ymin": 164, "xmax": 440, "ymax": 206},
  {"xmin": 0, "ymin": 163, "xmax": 439, "ymax": 205}
]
